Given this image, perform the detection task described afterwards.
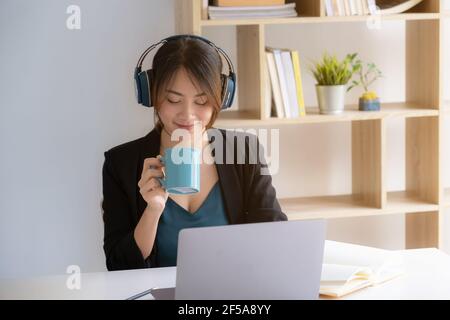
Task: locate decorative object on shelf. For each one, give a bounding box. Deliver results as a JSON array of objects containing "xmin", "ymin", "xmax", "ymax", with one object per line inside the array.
[
  {"xmin": 311, "ymin": 53, "xmax": 357, "ymax": 115},
  {"xmin": 324, "ymin": 0, "xmax": 424, "ymax": 17},
  {"xmin": 347, "ymin": 55, "xmax": 383, "ymax": 111},
  {"xmin": 376, "ymin": 0, "xmax": 424, "ymax": 15}
]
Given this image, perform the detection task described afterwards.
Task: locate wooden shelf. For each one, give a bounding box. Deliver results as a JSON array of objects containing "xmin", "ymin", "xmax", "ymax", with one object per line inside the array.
[
  {"xmin": 200, "ymin": 13, "xmax": 440, "ymax": 27},
  {"xmin": 215, "ymin": 102, "xmax": 438, "ymax": 128},
  {"xmin": 386, "ymin": 191, "xmax": 438, "ymax": 213},
  {"xmin": 280, "ymin": 194, "xmax": 376, "ymax": 220},
  {"xmin": 279, "ymin": 191, "xmax": 437, "ymax": 221}
]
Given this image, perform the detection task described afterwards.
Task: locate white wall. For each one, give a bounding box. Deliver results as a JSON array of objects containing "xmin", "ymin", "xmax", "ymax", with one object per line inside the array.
[{"xmin": 1, "ymin": 0, "xmax": 449, "ymax": 279}]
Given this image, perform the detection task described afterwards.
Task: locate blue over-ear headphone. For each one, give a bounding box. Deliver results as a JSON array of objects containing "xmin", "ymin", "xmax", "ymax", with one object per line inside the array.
[{"xmin": 134, "ymin": 34, "xmax": 236, "ymax": 110}]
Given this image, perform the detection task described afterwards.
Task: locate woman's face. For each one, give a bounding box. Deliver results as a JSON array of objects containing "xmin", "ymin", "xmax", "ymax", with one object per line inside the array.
[{"xmin": 157, "ymin": 67, "xmax": 215, "ymax": 135}]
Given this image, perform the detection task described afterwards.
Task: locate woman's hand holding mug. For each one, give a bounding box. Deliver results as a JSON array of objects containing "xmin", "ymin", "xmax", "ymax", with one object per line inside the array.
[{"xmin": 138, "ymin": 156, "xmax": 169, "ymax": 214}]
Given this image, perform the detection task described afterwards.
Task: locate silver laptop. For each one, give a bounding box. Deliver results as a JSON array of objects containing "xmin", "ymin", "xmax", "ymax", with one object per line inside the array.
[{"xmin": 150, "ymin": 219, "xmax": 326, "ymax": 300}]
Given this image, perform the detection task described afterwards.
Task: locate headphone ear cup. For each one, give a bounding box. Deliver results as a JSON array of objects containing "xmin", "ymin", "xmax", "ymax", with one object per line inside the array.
[
  {"xmin": 136, "ymin": 69, "xmax": 153, "ymax": 108},
  {"xmin": 220, "ymin": 74, "xmax": 227, "ymax": 108},
  {"xmin": 220, "ymin": 74, "xmax": 236, "ymax": 110}
]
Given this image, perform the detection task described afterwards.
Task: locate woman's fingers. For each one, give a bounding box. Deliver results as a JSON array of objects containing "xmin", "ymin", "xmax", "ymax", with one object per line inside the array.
[
  {"xmin": 139, "ymin": 157, "xmax": 168, "ymax": 209},
  {"xmin": 138, "ymin": 168, "xmax": 164, "ymax": 188},
  {"xmin": 141, "ymin": 177, "xmax": 162, "ymax": 193},
  {"xmin": 141, "ymin": 157, "xmax": 163, "ymax": 176}
]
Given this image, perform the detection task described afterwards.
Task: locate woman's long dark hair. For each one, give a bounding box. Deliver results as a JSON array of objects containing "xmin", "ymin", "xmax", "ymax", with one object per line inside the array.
[{"xmin": 150, "ymin": 37, "xmax": 224, "ymax": 133}]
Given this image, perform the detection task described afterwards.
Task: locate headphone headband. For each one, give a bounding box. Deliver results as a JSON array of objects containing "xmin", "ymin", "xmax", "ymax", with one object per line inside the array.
[{"xmin": 136, "ymin": 34, "xmax": 235, "ymax": 75}]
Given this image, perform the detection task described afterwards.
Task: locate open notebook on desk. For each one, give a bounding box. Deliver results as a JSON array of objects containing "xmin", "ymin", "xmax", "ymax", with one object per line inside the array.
[{"xmin": 320, "ymin": 241, "xmax": 405, "ymax": 298}]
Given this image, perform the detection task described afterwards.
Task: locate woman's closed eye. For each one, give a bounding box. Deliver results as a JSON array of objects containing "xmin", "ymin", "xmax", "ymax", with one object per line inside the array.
[
  {"xmin": 195, "ymin": 99, "xmax": 208, "ymax": 106},
  {"xmin": 167, "ymin": 98, "xmax": 181, "ymax": 104},
  {"xmin": 167, "ymin": 98, "xmax": 208, "ymax": 106}
]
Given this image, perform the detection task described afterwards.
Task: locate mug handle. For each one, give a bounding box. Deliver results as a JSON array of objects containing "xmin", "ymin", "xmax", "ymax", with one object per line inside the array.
[
  {"xmin": 155, "ymin": 155, "xmax": 166, "ymax": 190},
  {"xmin": 156, "ymin": 176, "xmax": 166, "ymax": 190}
]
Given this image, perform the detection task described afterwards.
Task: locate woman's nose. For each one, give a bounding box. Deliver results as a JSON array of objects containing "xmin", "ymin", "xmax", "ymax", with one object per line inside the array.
[{"xmin": 179, "ymin": 101, "xmax": 196, "ymax": 117}]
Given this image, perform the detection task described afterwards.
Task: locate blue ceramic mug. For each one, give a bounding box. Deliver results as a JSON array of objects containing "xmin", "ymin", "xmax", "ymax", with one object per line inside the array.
[{"xmin": 157, "ymin": 147, "xmax": 201, "ymax": 194}]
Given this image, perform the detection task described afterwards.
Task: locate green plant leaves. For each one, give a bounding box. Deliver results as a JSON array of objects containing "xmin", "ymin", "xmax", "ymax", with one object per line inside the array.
[
  {"xmin": 310, "ymin": 52, "xmax": 382, "ymax": 94},
  {"xmin": 310, "ymin": 52, "xmax": 356, "ymax": 86}
]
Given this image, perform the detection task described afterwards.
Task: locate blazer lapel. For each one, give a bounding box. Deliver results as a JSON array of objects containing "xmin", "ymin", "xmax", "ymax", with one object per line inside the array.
[{"xmin": 210, "ymin": 128, "xmax": 243, "ymax": 225}]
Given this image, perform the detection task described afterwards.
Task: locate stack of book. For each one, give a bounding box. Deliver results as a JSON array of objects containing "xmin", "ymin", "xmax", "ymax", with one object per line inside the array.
[
  {"xmin": 265, "ymin": 47, "xmax": 306, "ymax": 119},
  {"xmin": 206, "ymin": 0, "xmax": 298, "ymax": 20}
]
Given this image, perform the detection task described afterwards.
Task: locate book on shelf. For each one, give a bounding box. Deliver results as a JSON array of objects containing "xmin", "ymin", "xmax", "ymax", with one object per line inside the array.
[
  {"xmin": 343, "ymin": 0, "xmax": 351, "ymax": 16},
  {"xmin": 208, "ymin": 2, "xmax": 297, "ymax": 20},
  {"xmin": 280, "ymin": 50, "xmax": 300, "ymax": 118},
  {"xmin": 265, "ymin": 46, "xmax": 306, "ymax": 119},
  {"xmin": 263, "ymin": 54, "xmax": 273, "ymax": 119},
  {"xmin": 348, "ymin": 0, "xmax": 357, "ymax": 15},
  {"xmin": 320, "ymin": 240, "xmax": 404, "ymax": 298},
  {"xmin": 324, "ymin": 0, "xmax": 424, "ymax": 17},
  {"xmin": 202, "ymin": 0, "xmax": 209, "ymax": 20},
  {"xmin": 265, "ymin": 51, "xmax": 285, "ymax": 118},
  {"xmin": 291, "ymin": 50, "xmax": 306, "ymax": 117},
  {"xmin": 270, "ymin": 47, "xmax": 291, "ymax": 118},
  {"xmin": 362, "ymin": 0, "xmax": 370, "ymax": 15},
  {"xmin": 213, "ymin": 0, "xmax": 285, "ymax": 6},
  {"xmin": 356, "ymin": 0, "xmax": 364, "ymax": 15},
  {"xmin": 367, "ymin": 0, "xmax": 377, "ymax": 14}
]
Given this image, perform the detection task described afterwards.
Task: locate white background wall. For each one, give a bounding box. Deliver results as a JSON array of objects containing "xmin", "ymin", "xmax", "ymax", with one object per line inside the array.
[{"xmin": 1, "ymin": 0, "xmax": 449, "ymax": 279}]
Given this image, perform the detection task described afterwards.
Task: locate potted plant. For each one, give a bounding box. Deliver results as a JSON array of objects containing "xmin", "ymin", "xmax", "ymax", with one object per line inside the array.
[
  {"xmin": 348, "ymin": 57, "xmax": 383, "ymax": 111},
  {"xmin": 311, "ymin": 53, "xmax": 357, "ymax": 115}
]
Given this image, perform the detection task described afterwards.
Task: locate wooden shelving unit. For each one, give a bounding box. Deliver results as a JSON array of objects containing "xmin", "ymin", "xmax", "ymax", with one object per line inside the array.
[{"xmin": 175, "ymin": 0, "xmax": 445, "ymax": 249}]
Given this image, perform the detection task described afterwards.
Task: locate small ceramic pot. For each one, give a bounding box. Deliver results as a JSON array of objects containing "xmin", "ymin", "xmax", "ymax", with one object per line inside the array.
[{"xmin": 359, "ymin": 97, "xmax": 380, "ymax": 111}]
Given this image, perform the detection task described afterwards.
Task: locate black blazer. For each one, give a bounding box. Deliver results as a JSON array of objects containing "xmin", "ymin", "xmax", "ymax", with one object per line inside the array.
[{"xmin": 102, "ymin": 127, "xmax": 287, "ymax": 271}]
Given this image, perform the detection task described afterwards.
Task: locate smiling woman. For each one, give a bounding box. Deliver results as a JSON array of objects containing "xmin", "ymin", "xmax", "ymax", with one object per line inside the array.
[{"xmin": 101, "ymin": 35, "xmax": 287, "ymax": 271}]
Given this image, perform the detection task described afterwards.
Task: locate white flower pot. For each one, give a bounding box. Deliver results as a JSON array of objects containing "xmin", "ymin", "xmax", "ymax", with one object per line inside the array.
[{"xmin": 315, "ymin": 85, "xmax": 346, "ymax": 115}]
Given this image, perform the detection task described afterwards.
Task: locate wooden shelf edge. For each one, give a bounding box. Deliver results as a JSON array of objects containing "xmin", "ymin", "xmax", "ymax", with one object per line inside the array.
[
  {"xmin": 280, "ymin": 191, "xmax": 438, "ymax": 221},
  {"xmin": 215, "ymin": 103, "xmax": 438, "ymax": 128},
  {"xmin": 200, "ymin": 13, "xmax": 440, "ymax": 27}
]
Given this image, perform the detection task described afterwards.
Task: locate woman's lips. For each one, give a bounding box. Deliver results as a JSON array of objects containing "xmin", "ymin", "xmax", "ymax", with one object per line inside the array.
[{"xmin": 175, "ymin": 123, "xmax": 194, "ymax": 130}]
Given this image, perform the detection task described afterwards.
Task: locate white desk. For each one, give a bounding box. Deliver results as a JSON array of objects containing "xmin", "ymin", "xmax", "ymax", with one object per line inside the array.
[{"xmin": 2, "ymin": 248, "xmax": 450, "ymax": 300}]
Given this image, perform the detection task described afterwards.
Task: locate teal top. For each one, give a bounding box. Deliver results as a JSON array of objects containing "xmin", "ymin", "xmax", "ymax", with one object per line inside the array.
[{"xmin": 155, "ymin": 181, "xmax": 229, "ymax": 267}]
